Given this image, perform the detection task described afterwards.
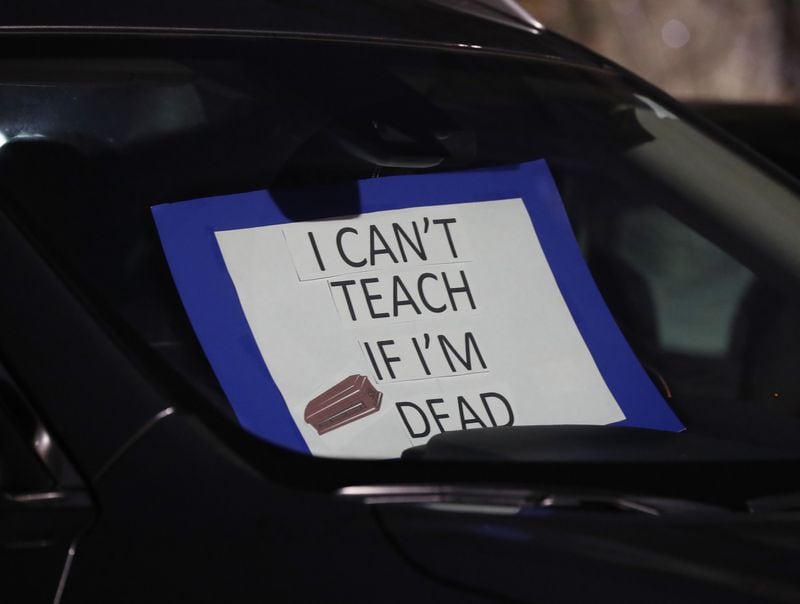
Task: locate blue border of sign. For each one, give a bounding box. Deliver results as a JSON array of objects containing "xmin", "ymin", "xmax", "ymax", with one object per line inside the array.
[{"xmin": 152, "ymin": 160, "xmax": 684, "ymax": 454}]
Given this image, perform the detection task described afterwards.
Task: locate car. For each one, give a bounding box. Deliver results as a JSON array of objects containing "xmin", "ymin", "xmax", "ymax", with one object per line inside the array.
[{"xmin": 3, "ymin": 1, "xmax": 800, "ymax": 602}]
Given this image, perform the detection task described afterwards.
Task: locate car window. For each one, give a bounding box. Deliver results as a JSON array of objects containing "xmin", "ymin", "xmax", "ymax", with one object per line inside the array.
[{"xmin": 1, "ymin": 36, "xmax": 800, "ymax": 459}]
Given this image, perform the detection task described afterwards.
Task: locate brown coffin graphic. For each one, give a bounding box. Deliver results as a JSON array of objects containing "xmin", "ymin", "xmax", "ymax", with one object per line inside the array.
[{"xmin": 304, "ymin": 375, "xmax": 383, "ymax": 435}]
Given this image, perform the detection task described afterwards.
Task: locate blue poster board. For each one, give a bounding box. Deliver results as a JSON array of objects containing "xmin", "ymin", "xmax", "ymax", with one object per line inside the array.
[{"xmin": 152, "ymin": 160, "xmax": 683, "ymax": 455}]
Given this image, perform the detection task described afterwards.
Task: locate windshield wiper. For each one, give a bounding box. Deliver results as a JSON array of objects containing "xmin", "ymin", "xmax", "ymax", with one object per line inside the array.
[
  {"xmin": 401, "ymin": 425, "xmax": 789, "ymax": 462},
  {"xmin": 748, "ymin": 492, "xmax": 800, "ymax": 514}
]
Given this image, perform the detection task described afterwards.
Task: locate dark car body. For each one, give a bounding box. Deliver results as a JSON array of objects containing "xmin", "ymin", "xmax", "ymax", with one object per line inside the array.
[{"xmin": 2, "ymin": 2, "xmax": 800, "ymax": 603}]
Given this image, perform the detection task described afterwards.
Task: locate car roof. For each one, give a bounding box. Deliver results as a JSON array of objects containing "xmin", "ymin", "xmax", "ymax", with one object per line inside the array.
[{"xmin": 0, "ymin": 0, "xmax": 598, "ymax": 67}]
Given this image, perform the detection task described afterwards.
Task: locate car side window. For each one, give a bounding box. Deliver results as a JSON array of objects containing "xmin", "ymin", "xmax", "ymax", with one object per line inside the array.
[
  {"xmin": 615, "ymin": 205, "xmax": 754, "ymax": 358},
  {"xmin": 573, "ymin": 191, "xmax": 800, "ymax": 414}
]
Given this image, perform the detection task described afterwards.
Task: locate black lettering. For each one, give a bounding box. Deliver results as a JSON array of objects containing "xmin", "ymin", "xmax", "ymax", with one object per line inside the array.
[
  {"xmin": 336, "ymin": 227, "xmax": 366, "ymax": 267},
  {"xmin": 417, "ymin": 273, "xmax": 446, "ymax": 313},
  {"xmin": 392, "ymin": 275, "xmax": 421, "ymax": 317},
  {"xmin": 360, "ymin": 278, "xmax": 389, "ymax": 319},
  {"xmin": 363, "ymin": 342, "xmax": 383, "ymax": 381},
  {"xmin": 329, "ymin": 279, "xmax": 358, "ymax": 321},
  {"xmin": 396, "ymin": 402, "xmax": 430, "ymax": 438},
  {"xmin": 442, "ymin": 270, "xmax": 476, "ymax": 311},
  {"xmin": 457, "ymin": 396, "xmax": 487, "ymax": 429},
  {"xmin": 377, "ymin": 340, "xmax": 401, "ymax": 379},
  {"xmin": 426, "ymin": 398, "xmax": 450, "ymax": 433},
  {"xmin": 392, "ymin": 221, "xmax": 427, "ymax": 262},
  {"xmin": 411, "ymin": 336, "xmax": 431, "ymax": 376},
  {"xmin": 307, "ymin": 231, "xmax": 325, "ymax": 271},
  {"xmin": 369, "ymin": 225, "xmax": 399, "ymax": 265},
  {"xmin": 432, "ymin": 218, "xmax": 459, "ymax": 258},
  {"xmin": 438, "ymin": 331, "xmax": 487, "ymax": 372},
  {"xmin": 481, "ymin": 392, "xmax": 514, "ymax": 427}
]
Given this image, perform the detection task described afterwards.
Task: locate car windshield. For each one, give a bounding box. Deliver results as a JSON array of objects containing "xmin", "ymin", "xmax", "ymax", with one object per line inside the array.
[{"xmin": 3, "ymin": 34, "xmax": 800, "ymax": 462}]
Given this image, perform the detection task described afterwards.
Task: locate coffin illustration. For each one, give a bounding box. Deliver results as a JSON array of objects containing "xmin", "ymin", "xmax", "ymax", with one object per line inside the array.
[{"xmin": 304, "ymin": 375, "xmax": 383, "ymax": 435}]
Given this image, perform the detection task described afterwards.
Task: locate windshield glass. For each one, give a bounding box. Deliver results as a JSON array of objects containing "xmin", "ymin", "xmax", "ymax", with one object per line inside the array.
[{"xmin": 3, "ymin": 35, "xmax": 800, "ymax": 461}]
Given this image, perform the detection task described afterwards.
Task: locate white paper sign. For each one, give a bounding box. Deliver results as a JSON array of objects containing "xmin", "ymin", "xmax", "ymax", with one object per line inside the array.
[{"xmin": 215, "ymin": 199, "xmax": 625, "ymax": 458}]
